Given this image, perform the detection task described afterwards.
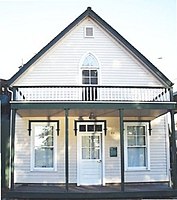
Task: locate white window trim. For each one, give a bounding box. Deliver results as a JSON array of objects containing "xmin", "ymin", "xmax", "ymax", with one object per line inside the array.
[
  {"xmin": 30, "ymin": 121, "xmax": 57, "ymax": 172},
  {"xmin": 84, "ymin": 26, "xmax": 94, "ymax": 38},
  {"xmin": 124, "ymin": 122, "xmax": 150, "ymax": 171}
]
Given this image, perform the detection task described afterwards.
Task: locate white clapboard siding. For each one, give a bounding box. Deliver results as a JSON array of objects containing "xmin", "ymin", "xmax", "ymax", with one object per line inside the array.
[
  {"xmin": 14, "ymin": 115, "xmax": 65, "ymax": 183},
  {"xmin": 125, "ymin": 116, "xmax": 169, "ymax": 182},
  {"xmin": 15, "ymin": 115, "xmax": 169, "ymax": 183},
  {"xmin": 13, "ymin": 18, "xmax": 163, "ymax": 87}
]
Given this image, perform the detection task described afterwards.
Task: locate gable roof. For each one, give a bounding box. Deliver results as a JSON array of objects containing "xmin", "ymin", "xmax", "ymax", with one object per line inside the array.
[{"xmin": 8, "ymin": 7, "xmax": 173, "ymax": 87}]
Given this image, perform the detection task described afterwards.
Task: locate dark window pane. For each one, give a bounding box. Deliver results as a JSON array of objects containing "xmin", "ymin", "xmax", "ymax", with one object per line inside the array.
[
  {"xmin": 91, "ymin": 70, "xmax": 97, "ymax": 77},
  {"xmin": 95, "ymin": 125, "xmax": 102, "ymax": 131},
  {"xmin": 88, "ymin": 125, "xmax": 94, "ymax": 132},
  {"xmin": 82, "ymin": 70, "xmax": 89, "ymax": 76},
  {"xmin": 82, "ymin": 78, "xmax": 89, "ymax": 84},
  {"xmin": 79, "ymin": 125, "xmax": 86, "ymax": 132},
  {"xmin": 91, "ymin": 78, "xmax": 98, "ymax": 84}
]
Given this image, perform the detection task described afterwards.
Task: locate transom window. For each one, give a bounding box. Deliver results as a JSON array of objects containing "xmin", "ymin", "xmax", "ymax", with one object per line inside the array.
[
  {"xmin": 79, "ymin": 124, "xmax": 103, "ymax": 132},
  {"xmin": 125, "ymin": 122, "xmax": 149, "ymax": 170},
  {"xmin": 82, "ymin": 53, "xmax": 99, "ymax": 66},
  {"xmin": 30, "ymin": 121, "xmax": 58, "ymax": 171}
]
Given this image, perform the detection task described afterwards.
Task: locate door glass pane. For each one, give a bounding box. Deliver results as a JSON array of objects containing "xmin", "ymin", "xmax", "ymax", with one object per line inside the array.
[{"xmin": 82, "ymin": 135, "xmax": 100, "ymax": 159}]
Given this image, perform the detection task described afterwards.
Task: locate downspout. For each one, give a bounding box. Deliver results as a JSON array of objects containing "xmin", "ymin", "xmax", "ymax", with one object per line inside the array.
[{"xmin": 7, "ymin": 87, "xmax": 16, "ymax": 189}]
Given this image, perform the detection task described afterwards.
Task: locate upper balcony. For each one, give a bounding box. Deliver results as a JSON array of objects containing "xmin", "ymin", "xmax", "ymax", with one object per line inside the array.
[{"xmin": 12, "ymin": 85, "xmax": 172, "ymax": 102}]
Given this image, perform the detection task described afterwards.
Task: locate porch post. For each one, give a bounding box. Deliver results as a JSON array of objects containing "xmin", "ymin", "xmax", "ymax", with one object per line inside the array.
[
  {"xmin": 119, "ymin": 109, "xmax": 125, "ymax": 191},
  {"xmin": 64, "ymin": 108, "xmax": 69, "ymax": 191},
  {"xmin": 170, "ymin": 109, "xmax": 177, "ymax": 189},
  {"xmin": 10, "ymin": 108, "xmax": 16, "ymax": 189}
]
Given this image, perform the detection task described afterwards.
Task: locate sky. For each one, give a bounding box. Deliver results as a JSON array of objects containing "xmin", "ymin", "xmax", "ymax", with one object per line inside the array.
[{"xmin": 0, "ymin": 0, "xmax": 177, "ymax": 88}]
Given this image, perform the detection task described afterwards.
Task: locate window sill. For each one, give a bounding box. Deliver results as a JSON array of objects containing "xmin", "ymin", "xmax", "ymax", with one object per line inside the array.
[
  {"xmin": 30, "ymin": 168, "xmax": 57, "ymax": 172},
  {"xmin": 125, "ymin": 167, "xmax": 150, "ymax": 172}
]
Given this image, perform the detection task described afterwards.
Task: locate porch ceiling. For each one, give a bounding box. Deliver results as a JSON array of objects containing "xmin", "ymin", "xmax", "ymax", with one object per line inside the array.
[
  {"xmin": 12, "ymin": 101, "xmax": 176, "ymax": 120},
  {"xmin": 16, "ymin": 107, "xmax": 170, "ymax": 121}
]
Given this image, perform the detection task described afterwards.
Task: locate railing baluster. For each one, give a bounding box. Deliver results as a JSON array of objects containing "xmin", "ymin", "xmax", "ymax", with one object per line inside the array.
[{"xmin": 12, "ymin": 85, "xmax": 171, "ymax": 102}]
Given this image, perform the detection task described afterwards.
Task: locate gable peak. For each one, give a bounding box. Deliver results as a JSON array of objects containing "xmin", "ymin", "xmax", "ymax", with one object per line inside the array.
[{"xmin": 87, "ymin": 7, "xmax": 92, "ymax": 11}]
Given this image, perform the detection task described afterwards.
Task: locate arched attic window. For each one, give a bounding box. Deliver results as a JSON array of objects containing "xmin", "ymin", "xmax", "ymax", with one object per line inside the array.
[
  {"xmin": 82, "ymin": 53, "xmax": 99, "ymax": 67},
  {"xmin": 81, "ymin": 53, "xmax": 99, "ymax": 85}
]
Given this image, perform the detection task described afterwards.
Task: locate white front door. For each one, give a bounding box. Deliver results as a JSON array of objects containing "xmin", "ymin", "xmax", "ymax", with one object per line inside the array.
[{"xmin": 77, "ymin": 122, "xmax": 104, "ymax": 185}]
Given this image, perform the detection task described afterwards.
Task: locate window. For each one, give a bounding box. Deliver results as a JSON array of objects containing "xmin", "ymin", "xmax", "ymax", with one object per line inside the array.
[
  {"xmin": 82, "ymin": 53, "xmax": 99, "ymax": 66},
  {"xmin": 81, "ymin": 53, "xmax": 99, "ymax": 85},
  {"xmin": 30, "ymin": 121, "xmax": 58, "ymax": 171},
  {"xmin": 82, "ymin": 70, "xmax": 98, "ymax": 85},
  {"xmin": 125, "ymin": 122, "xmax": 149, "ymax": 170},
  {"xmin": 85, "ymin": 26, "xmax": 94, "ymax": 37}
]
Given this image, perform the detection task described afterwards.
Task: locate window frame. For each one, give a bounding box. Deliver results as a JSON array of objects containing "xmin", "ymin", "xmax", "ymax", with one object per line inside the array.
[
  {"xmin": 84, "ymin": 26, "xmax": 94, "ymax": 38},
  {"xmin": 80, "ymin": 53, "xmax": 100, "ymax": 86},
  {"xmin": 124, "ymin": 122, "xmax": 150, "ymax": 171},
  {"xmin": 30, "ymin": 120, "xmax": 58, "ymax": 171}
]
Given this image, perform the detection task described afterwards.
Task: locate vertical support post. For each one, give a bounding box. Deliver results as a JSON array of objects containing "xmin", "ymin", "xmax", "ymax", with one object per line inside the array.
[
  {"xmin": 119, "ymin": 109, "xmax": 125, "ymax": 191},
  {"xmin": 170, "ymin": 109, "xmax": 177, "ymax": 189},
  {"xmin": 10, "ymin": 108, "xmax": 16, "ymax": 189},
  {"xmin": 64, "ymin": 108, "xmax": 69, "ymax": 191}
]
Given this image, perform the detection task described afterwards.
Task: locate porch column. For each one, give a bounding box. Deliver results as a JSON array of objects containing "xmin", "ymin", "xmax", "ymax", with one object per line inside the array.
[
  {"xmin": 64, "ymin": 108, "xmax": 69, "ymax": 191},
  {"xmin": 170, "ymin": 109, "xmax": 177, "ymax": 189},
  {"xmin": 119, "ymin": 109, "xmax": 125, "ymax": 191},
  {"xmin": 10, "ymin": 108, "xmax": 16, "ymax": 189}
]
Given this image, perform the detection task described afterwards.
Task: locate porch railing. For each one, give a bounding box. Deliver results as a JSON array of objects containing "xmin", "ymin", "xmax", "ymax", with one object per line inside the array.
[{"xmin": 12, "ymin": 85, "xmax": 171, "ymax": 102}]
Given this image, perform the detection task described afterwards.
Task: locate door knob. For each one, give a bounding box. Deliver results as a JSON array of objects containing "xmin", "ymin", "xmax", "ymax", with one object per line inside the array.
[{"xmin": 97, "ymin": 160, "xmax": 102, "ymax": 163}]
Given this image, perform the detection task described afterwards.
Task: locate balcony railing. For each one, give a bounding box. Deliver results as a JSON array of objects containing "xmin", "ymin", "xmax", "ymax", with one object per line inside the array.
[{"xmin": 12, "ymin": 85, "xmax": 171, "ymax": 102}]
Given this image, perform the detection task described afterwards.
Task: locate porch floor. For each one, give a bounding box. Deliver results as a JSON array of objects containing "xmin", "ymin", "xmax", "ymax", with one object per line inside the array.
[{"xmin": 6, "ymin": 183, "xmax": 177, "ymax": 199}]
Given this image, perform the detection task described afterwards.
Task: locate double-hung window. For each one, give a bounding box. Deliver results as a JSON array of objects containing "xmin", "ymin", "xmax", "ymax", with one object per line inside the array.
[
  {"xmin": 125, "ymin": 122, "xmax": 149, "ymax": 170},
  {"xmin": 30, "ymin": 121, "xmax": 57, "ymax": 171}
]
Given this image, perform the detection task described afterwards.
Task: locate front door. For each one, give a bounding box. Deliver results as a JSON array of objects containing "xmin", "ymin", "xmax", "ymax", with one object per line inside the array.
[{"xmin": 77, "ymin": 122, "xmax": 104, "ymax": 185}]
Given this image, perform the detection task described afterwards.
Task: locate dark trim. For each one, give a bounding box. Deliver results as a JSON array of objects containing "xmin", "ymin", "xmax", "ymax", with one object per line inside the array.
[
  {"xmin": 65, "ymin": 109, "xmax": 69, "ymax": 191},
  {"xmin": 119, "ymin": 109, "xmax": 124, "ymax": 191},
  {"xmin": 10, "ymin": 108, "xmax": 16, "ymax": 189},
  {"xmin": 8, "ymin": 7, "xmax": 173, "ymax": 87},
  {"xmin": 170, "ymin": 110, "xmax": 177, "ymax": 189},
  {"xmin": 28, "ymin": 120, "xmax": 60, "ymax": 136},
  {"xmin": 11, "ymin": 102, "xmax": 176, "ymax": 110},
  {"xmin": 74, "ymin": 120, "xmax": 107, "ymax": 136}
]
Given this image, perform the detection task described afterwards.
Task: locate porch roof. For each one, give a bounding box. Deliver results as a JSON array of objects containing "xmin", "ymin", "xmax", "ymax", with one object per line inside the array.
[{"xmin": 11, "ymin": 101, "xmax": 176, "ymax": 120}]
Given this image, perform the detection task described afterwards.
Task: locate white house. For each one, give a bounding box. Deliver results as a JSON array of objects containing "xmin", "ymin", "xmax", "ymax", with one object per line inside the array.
[{"xmin": 6, "ymin": 7, "xmax": 177, "ymax": 199}]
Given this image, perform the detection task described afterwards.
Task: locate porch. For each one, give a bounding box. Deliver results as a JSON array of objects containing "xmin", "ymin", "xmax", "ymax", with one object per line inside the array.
[
  {"xmin": 6, "ymin": 182, "xmax": 177, "ymax": 199},
  {"xmin": 8, "ymin": 85, "xmax": 177, "ymax": 198}
]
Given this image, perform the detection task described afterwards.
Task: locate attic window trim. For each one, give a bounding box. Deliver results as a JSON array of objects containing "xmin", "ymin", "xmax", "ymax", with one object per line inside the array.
[{"xmin": 84, "ymin": 26, "xmax": 94, "ymax": 38}]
